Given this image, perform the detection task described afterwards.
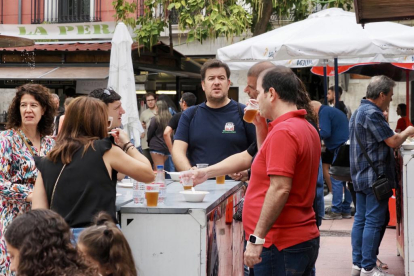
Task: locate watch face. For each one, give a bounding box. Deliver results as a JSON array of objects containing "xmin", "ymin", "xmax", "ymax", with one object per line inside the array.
[{"xmin": 249, "ymin": 235, "xmax": 257, "ymax": 243}]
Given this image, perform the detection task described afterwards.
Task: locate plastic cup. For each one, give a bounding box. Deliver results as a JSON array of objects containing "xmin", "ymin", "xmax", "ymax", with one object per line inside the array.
[
  {"xmin": 145, "ymin": 184, "xmax": 160, "ymax": 207},
  {"xmin": 216, "ymin": 175, "xmax": 225, "ymax": 184},
  {"xmin": 196, "ymin": 163, "xmax": 209, "ymax": 169},
  {"xmin": 180, "ymin": 171, "xmax": 194, "ymax": 190},
  {"xmin": 243, "ymin": 99, "xmax": 259, "ymax": 123}
]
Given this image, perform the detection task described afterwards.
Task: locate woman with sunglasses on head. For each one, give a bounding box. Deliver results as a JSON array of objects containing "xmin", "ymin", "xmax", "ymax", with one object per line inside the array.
[
  {"xmin": 0, "ymin": 84, "xmax": 56, "ymax": 275},
  {"xmin": 32, "ymin": 97, "xmax": 155, "ymax": 242}
]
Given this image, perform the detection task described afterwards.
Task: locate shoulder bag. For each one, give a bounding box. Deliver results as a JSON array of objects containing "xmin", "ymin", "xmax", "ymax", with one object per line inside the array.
[
  {"xmin": 50, "ymin": 164, "xmax": 66, "ymax": 210},
  {"xmin": 329, "ymin": 142, "xmax": 351, "ymax": 182},
  {"xmin": 354, "ymin": 129, "xmax": 393, "ymax": 202}
]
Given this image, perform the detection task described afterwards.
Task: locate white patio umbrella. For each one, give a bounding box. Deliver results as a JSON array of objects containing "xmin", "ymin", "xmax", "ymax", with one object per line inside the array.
[
  {"xmin": 217, "ymin": 8, "xmax": 414, "ymax": 107},
  {"xmin": 217, "ymin": 8, "xmax": 414, "ymax": 69},
  {"xmin": 108, "ymin": 22, "xmax": 144, "ymax": 147}
]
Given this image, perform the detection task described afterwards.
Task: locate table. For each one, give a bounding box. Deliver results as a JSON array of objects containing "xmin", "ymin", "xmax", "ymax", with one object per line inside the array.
[{"xmin": 120, "ymin": 180, "xmax": 245, "ymax": 276}]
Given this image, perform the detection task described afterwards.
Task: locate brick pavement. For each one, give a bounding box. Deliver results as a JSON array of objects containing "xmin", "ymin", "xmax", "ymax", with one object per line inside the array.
[{"xmin": 316, "ymin": 217, "xmax": 404, "ymax": 275}]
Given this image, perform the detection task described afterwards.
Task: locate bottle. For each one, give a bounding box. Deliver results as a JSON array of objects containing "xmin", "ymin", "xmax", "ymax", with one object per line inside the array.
[
  {"xmin": 132, "ymin": 180, "xmax": 145, "ymax": 205},
  {"xmin": 154, "ymin": 165, "xmax": 166, "ymax": 204}
]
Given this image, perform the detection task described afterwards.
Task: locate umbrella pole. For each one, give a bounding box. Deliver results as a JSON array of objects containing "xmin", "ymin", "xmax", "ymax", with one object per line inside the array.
[
  {"xmin": 323, "ymin": 66, "xmax": 328, "ymax": 105},
  {"xmin": 334, "ymin": 58, "xmax": 339, "ymax": 108},
  {"xmin": 406, "ymin": 69, "xmax": 410, "ymax": 126}
]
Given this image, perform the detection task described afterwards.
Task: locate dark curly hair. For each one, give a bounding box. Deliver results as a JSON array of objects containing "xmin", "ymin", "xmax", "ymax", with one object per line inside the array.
[
  {"xmin": 295, "ymin": 75, "xmax": 318, "ymax": 126},
  {"xmin": 6, "ymin": 84, "xmax": 56, "ymax": 136},
  {"xmin": 78, "ymin": 212, "xmax": 138, "ymax": 276},
  {"xmin": 4, "ymin": 209, "xmax": 97, "ymax": 276}
]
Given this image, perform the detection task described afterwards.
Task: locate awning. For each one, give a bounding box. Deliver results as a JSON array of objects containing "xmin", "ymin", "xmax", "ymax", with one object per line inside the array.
[
  {"xmin": 0, "ymin": 67, "xmax": 109, "ymax": 80},
  {"xmin": 138, "ymin": 66, "xmax": 200, "ymax": 79}
]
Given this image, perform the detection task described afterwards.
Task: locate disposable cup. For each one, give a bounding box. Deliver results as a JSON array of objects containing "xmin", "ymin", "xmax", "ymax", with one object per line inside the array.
[
  {"xmin": 216, "ymin": 175, "xmax": 225, "ymax": 184},
  {"xmin": 145, "ymin": 184, "xmax": 160, "ymax": 207},
  {"xmin": 180, "ymin": 171, "xmax": 194, "ymax": 190},
  {"xmin": 243, "ymin": 99, "xmax": 259, "ymax": 123}
]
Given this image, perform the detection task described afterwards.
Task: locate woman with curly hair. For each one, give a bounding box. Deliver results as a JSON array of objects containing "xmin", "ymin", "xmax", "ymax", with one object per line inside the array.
[
  {"xmin": 0, "ymin": 84, "xmax": 56, "ymax": 275},
  {"xmin": 4, "ymin": 209, "xmax": 97, "ymax": 276},
  {"xmin": 78, "ymin": 212, "xmax": 137, "ymax": 276}
]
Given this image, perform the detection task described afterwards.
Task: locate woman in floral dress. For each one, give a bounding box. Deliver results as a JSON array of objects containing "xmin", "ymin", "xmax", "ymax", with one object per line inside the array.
[{"xmin": 0, "ymin": 84, "xmax": 55, "ymax": 275}]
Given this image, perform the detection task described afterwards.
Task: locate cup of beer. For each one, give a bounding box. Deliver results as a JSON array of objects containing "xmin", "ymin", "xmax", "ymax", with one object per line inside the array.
[
  {"xmin": 180, "ymin": 171, "xmax": 194, "ymax": 190},
  {"xmin": 145, "ymin": 184, "xmax": 160, "ymax": 207},
  {"xmin": 216, "ymin": 175, "xmax": 225, "ymax": 184},
  {"xmin": 243, "ymin": 99, "xmax": 259, "ymax": 123}
]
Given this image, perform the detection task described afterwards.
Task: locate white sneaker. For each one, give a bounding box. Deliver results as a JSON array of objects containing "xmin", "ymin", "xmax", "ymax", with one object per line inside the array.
[
  {"xmin": 361, "ymin": 267, "xmax": 394, "ymax": 276},
  {"xmin": 324, "ymin": 193, "xmax": 333, "ymax": 203},
  {"xmin": 351, "ymin": 265, "xmax": 361, "ymax": 276}
]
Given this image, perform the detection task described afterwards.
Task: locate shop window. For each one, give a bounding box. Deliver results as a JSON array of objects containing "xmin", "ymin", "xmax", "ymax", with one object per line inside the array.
[{"xmin": 32, "ymin": 0, "xmax": 101, "ymax": 24}]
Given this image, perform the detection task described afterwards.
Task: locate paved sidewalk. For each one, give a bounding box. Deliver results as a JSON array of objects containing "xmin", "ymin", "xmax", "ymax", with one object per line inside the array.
[{"xmin": 316, "ymin": 218, "xmax": 404, "ymax": 275}]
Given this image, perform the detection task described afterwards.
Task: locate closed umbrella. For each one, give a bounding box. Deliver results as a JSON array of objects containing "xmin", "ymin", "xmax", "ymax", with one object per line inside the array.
[{"xmin": 108, "ymin": 22, "xmax": 143, "ymax": 147}]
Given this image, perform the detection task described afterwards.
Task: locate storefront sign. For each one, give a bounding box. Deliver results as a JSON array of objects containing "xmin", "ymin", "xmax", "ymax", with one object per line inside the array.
[
  {"xmin": 0, "ymin": 22, "xmax": 117, "ymax": 40},
  {"xmin": 76, "ymin": 79, "xmax": 108, "ymax": 94}
]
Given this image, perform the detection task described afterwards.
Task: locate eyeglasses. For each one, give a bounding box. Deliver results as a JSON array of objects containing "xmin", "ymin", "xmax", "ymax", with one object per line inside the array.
[
  {"xmin": 146, "ymin": 99, "xmax": 155, "ymax": 102},
  {"xmin": 108, "ymin": 116, "xmax": 113, "ymax": 129}
]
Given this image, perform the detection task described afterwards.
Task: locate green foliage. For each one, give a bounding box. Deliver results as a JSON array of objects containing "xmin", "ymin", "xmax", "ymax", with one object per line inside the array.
[
  {"xmin": 112, "ymin": 0, "xmax": 137, "ymax": 29},
  {"xmin": 249, "ymin": 0, "xmax": 353, "ymax": 34},
  {"xmin": 112, "ymin": 0, "xmax": 353, "ymax": 51},
  {"xmin": 171, "ymin": 0, "xmax": 252, "ymax": 43}
]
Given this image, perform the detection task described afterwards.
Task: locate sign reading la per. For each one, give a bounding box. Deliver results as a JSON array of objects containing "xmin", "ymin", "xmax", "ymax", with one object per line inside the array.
[{"xmin": 0, "ymin": 22, "xmax": 117, "ymax": 40}]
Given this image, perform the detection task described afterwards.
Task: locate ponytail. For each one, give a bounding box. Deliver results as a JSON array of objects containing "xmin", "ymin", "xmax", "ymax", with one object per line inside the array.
[{"xmin": 78, "ymin": 212, "xmax": 138, "ymax": 276}]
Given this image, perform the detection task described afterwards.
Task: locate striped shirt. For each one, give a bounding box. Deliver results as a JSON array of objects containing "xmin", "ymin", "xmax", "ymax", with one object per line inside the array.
[{"xmin": 349, "ymin": 100, "xmax": 395, "ymax": 191}]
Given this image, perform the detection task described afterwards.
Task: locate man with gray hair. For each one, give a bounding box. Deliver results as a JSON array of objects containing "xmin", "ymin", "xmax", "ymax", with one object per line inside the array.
[{"xmin": 350, "ymin": 75, "xmax": 414, "ymax": 276}]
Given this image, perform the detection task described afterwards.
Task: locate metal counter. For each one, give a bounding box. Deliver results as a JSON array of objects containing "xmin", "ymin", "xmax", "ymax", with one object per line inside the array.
[
  {"xmin": 120, "ymin": 180, "xmax": 243, "ymax": 214},
  {"xmin": 120, "ymin": 180, "xmax": 245, "ymax": 276}
]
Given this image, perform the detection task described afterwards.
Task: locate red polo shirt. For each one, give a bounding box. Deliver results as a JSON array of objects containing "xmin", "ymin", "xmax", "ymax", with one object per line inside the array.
[{"xmin": 243, "ymin": 110, "xmax": 320, "ymax": 250}]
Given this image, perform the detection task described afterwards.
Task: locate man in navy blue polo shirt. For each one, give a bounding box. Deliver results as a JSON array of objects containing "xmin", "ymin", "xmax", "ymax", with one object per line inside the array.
[
  {"xmin": 311, "ymin": 101, "xmax": 351, "ymax": 220},
  {"xmin": 350, "ymin": 76, "xmax": 414, "ymax": 276},
  {"xmin": 172, "ymin": 59, "xmax": 256, "ymax": 171}
]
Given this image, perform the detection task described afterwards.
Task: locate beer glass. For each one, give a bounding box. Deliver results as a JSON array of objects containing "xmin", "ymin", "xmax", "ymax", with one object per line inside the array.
[
  {"xmin": 145, "ymin": 184, "xmax": 160, "ymax": 207},
  {"xmin": 180, "ymin": 171, "xmax": 194, "ymax": 190},
  {"xmin": 243, "ymin": 99, "xmax": 259, "ymax": 123}
]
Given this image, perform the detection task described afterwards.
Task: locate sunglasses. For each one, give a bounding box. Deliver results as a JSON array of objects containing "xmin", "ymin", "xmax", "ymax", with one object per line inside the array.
[{"xmin": 108, "ymin": 116, "xmax": 113, "ymax": 129}]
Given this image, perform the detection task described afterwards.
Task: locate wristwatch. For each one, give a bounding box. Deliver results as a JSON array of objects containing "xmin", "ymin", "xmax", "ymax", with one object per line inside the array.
[{"xmin": 249, "ymin": 234, "xmax": 265, "ymax": 245}]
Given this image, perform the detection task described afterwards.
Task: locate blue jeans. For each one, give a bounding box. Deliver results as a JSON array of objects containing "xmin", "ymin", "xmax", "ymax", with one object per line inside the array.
[
  {"xmin": 351, "ymin": 188, "xmax": 389, "ymax": 270},
  {"xmin": 71, "ymin": 228, "xmax": 85, "ymax": 244},
  {"xmin": 331, "ymin": 177, "xmax": 352, "ymax": 214},
  {"xmin": 253, "ymin": 237, "xmax": 320, "ymax": 276}
]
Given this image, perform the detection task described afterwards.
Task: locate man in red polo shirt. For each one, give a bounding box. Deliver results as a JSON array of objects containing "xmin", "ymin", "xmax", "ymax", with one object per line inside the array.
[{"xmin": 243, "ymin": 66, "xmax": 321, "ymax": 275}]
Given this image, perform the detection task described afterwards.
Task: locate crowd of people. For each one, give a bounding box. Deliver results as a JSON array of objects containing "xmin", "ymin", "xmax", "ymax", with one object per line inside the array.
[{"xmin": 0, "ymin": 58, "xmax": 412, "ymax": 276}]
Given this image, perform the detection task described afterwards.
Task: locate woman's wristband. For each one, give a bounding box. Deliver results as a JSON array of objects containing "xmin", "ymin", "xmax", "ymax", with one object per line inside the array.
[
  {"xmin": 125, "ymin": 144, "xmax": 134, "ymax": 153},
  {"xmin": 122, "ymin": 141, "xmax": 131, "ymax": 151}
]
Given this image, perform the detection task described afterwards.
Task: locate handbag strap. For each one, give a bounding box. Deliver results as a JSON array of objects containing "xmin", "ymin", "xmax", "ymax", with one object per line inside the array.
[
  {"xmin": 16, "ymin": 129, "xmax": 36, "ymax": 157},
  {"xmin": 50, "ymin": 164, "xmax": 66, "ymax": 210},
  {"xmin": 353, "ymin": 109, "xmax": 380, "ymax": 177}
]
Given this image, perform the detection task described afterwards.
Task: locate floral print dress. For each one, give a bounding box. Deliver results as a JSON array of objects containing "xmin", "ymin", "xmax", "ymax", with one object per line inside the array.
[{"xmin": 0, "ymin": 129, "xmax": 54, "ymax": 275}]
